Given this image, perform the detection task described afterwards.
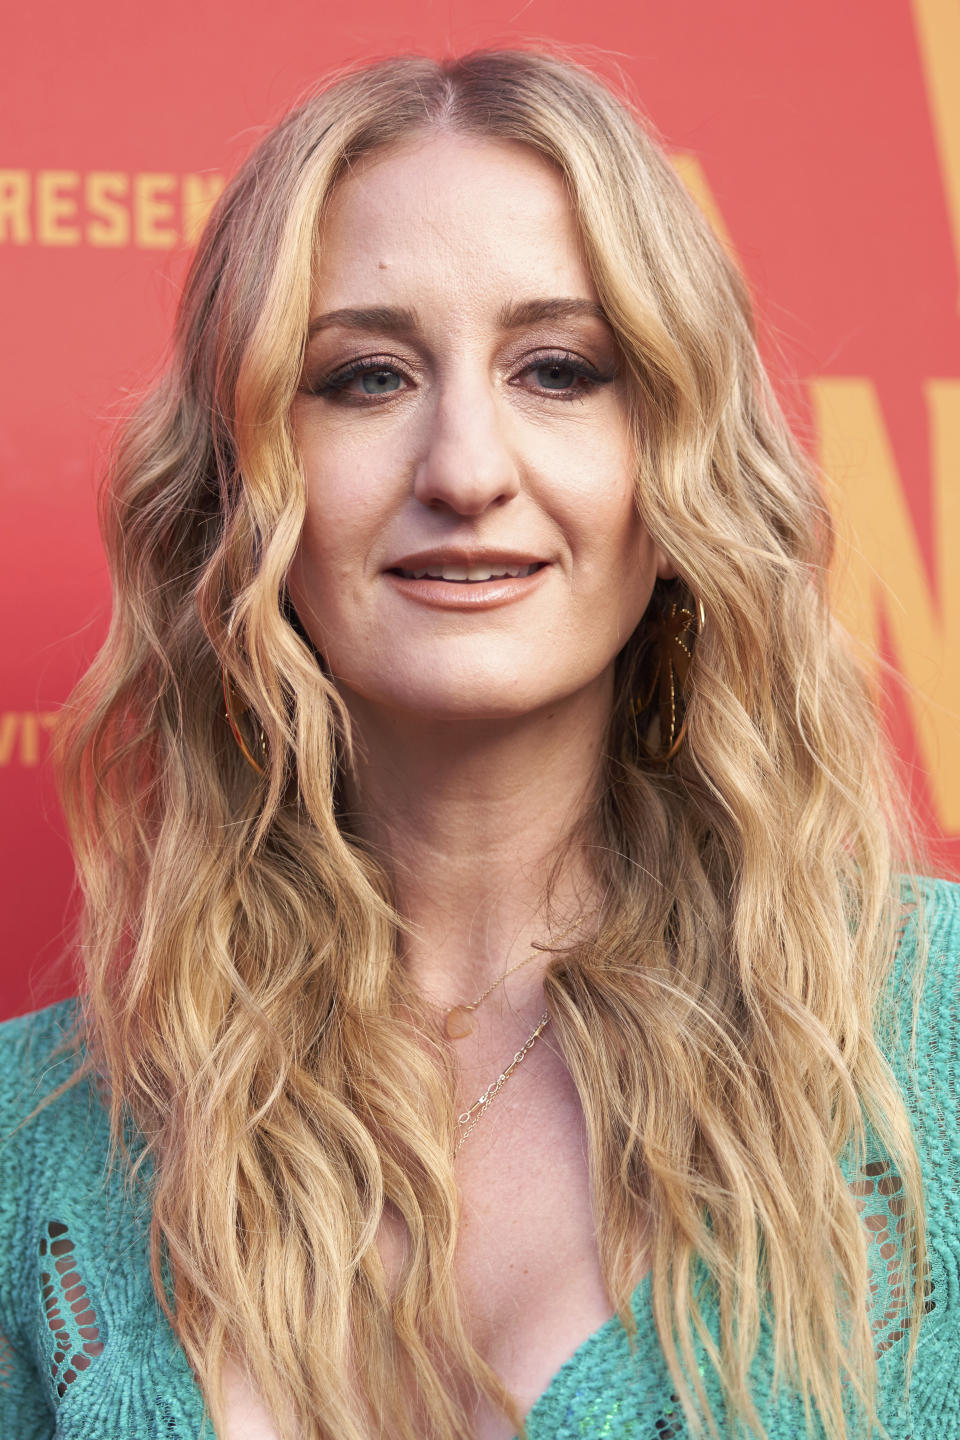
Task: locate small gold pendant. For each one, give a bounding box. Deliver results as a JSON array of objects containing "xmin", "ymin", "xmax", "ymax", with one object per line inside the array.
[{"xmin": 445, "ymin": 1005, "xmax": 474, "ymax": 1040}]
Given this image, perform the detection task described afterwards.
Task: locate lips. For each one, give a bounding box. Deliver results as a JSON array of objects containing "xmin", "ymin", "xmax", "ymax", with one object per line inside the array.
[
  {"xmin": 393, "ymin": 562, "xmax": 543, "ymax": 582},
  {"xmin": 383, "ymin": 553, "xmax": 550, "ymax": 609},
  {"xmin": 386, "ymin": 551, "xmax": 548, "ymax": 584}
]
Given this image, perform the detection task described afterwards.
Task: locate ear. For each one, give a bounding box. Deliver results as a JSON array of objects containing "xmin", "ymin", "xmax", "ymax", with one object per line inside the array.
[{"xmin": 654, "ymin": 548, "xmax": 677, "ymax": 581}]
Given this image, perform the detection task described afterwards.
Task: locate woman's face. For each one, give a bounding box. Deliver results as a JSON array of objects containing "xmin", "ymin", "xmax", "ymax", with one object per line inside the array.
[{"xmin": 289, "ymin": 132, "xmax": 673, "ymax": 724}]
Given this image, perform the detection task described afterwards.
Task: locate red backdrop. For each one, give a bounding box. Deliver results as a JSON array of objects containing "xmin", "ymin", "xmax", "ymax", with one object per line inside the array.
[{"xmin": 3, "ymin": 0, "xmax": 958, "ymax": 1019}]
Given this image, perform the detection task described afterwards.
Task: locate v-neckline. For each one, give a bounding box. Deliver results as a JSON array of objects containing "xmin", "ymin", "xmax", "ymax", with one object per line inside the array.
[
  {"xmin": 517, "ymin": 1269, "xmax": 656, "ymax": 1436},
  {"xmin": 162, "ymin": 1270, "xmax": 657, "ymax": 1438},
  {"xmin": 148, "ymin": 1121, "xmax": 893, "ymax": 1437}
]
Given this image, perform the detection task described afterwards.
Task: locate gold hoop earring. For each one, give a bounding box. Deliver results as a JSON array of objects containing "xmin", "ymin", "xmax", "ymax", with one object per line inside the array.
[
  {"xmin": 635, "ymin": 595, "xmax": 705, "ymax": 764},
  {"xmin": 222, "ymin": 668, "xmax": 267, "ymax": 775}
]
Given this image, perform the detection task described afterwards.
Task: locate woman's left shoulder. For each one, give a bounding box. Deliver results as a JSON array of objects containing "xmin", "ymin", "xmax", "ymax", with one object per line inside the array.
[
  {"xmin": 894, "ymin": 872, "xmax": 960, "ymax": 992},
  {"xmin": 884, "ymin": 874, "xmax": 960, "ymax": 1169},
  {"xmin": 905, "ymin": 871, "xmax": 960, "ymax": 928}
]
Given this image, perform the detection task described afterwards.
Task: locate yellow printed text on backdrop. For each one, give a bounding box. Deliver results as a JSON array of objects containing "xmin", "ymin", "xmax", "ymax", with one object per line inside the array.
[
  {"xmin": 0, "ymin": 714, "xmax": 58, "ymax": 769},
  {"xmin": 0, "ymin": 171, "xmax": 225, "ymax": 247}
]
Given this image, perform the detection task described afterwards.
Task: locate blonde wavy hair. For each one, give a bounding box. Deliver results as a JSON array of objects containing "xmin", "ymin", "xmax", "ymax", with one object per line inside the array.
[{"xmin": 57, "ymin": 46, "xmax": 929, "ymax": 1440}]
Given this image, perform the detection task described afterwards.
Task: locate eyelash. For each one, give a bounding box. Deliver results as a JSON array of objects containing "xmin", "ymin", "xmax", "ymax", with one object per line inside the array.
[{"xmin": 309, "ymin": 351, "xmax": 612, "ymax": 405}]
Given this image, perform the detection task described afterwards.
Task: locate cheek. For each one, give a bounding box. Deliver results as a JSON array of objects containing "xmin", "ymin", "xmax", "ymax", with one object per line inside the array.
[
  {"xmin": 292, "ymin": 409, "xmax": 409, "ymax": 554},
  {"xmin": 580, "ymin": 483, "xmax": 659, "ymax": 629},
  {"xmin": 286, "ymin": 483, "xmax": 360, "ymax": 641},
  {"xmin": 286, "ymin": 546, "xmax": 328, "ymax": 647},
  {"xmin": 563, "ymin": 449, "xmax": 648, "ymax": 575},
  {"xmin": 291, "ymin": 445, "xmax": 384, "ymax": 589},
  {"xmin": 615, "ymin": 531, "xmax": 660, "ymax": 632}
]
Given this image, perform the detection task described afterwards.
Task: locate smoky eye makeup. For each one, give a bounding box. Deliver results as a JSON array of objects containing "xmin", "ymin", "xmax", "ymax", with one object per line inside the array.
[
  {"xmin": 302, "ymin": 351, "xmax": 616, "ymax": 407},
  {"xmin": 296, "ymin": 313, "xmax": 622, "ymax": 406},
  {"xmin": 515, "ymin": 350, "xmax": 617, "ymax": 392},
  {"xmin": 299, "ymin": 352, "xmax": 414, "ymax": 400}
]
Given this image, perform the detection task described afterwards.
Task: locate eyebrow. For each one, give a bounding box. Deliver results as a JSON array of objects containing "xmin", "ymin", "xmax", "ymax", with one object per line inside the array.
[{"xmin": 306, "ymin": 296, "xmax": 609, "ymax": 339}]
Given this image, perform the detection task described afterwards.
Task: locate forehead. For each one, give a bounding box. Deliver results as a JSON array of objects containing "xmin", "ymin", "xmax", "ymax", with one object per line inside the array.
[{"xmin": 312, "ymin": 132, "xmax": 599, "ymax": 317}]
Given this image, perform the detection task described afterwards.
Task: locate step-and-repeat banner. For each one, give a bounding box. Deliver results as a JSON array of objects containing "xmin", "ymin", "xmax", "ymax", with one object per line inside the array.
[{"xmin": 3, "ymin": 1, "xmax": 958, "ymax": 1018}]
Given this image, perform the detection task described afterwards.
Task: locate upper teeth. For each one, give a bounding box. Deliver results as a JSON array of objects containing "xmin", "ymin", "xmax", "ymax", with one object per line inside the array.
[{"xmin": 399, "ymin": 563, "xmax": 539, "ymax": 581}]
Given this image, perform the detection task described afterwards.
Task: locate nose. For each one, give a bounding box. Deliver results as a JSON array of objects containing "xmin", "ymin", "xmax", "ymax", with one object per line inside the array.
[{"xmin": 412, "ymin": 377, "xmax": 521, "ymax": 515}]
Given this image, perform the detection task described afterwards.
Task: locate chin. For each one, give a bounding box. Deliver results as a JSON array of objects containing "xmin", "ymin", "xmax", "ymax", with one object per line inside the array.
[
  {"xmin": 400, "ymin": 690, "xmax": 548, "ymax": 723},
  {"xmin": 339, "ymin": 674, "xmax": 559, "ymax": 724}
]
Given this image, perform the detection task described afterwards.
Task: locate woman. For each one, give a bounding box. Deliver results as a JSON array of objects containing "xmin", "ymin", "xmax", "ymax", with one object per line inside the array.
[{"xmin": 0, "ymin": 47, "xmax": 957, "ymax": 1440}]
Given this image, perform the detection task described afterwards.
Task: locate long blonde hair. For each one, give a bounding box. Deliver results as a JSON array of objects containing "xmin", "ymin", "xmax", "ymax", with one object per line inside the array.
[{"xmin": 57, "ymin": 47, "xmax": 929, "ymax": 1440}]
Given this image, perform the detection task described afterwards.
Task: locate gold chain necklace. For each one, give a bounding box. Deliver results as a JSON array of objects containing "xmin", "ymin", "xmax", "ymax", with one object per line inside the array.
[
  {"xmin": 454, "ymin": 1010, "xmax": 551, "ymax": 1156},
  {"xmin": 442, "ymin": 949, "xmax": 543, "ymax": 1039},
  {"xmin": 436, "ymin": 921, "xmax": 581, "ymax": 1040},
  {"xmin": 419, "ymin": 922, "xmax": 582, "ymax": 1155}
]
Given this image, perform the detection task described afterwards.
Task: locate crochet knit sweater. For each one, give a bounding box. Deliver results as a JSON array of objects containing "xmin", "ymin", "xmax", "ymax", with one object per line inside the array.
[{"xmin": 1, "ymin": 877, "xmax": 958, "ymax": 1440}]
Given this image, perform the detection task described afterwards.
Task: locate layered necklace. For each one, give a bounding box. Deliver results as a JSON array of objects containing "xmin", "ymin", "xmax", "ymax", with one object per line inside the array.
[
  {"xmin": 429, "ymin": 930, "xmax": 577, "ymax": 1156},
  {"xmin": 453, "ymin": 1008, "xmax": 551, "ymax": 1155}
]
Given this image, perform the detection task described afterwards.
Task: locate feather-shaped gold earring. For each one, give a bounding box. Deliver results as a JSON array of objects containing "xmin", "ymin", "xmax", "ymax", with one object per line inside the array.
[{"xmin": 635, "ymin": 596, "xmax": 705, "ymax": 763}]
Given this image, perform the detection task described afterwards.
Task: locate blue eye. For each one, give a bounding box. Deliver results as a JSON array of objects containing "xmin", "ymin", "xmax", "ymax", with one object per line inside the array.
[
  {"xmin": 522, "ymin": 353, "xmax": 611, "ymax": 401},
  {"xmin": 313, "ymin": 357, "xmax": 409, "ymax": 403},
  {"xmin": 307, "ymin": 350, "xmax": 612, "ymax": 406},
  {"xmin": 534, "ymin": 360, "xmax": 580, "ymax": 390},
  {"xmin": 358, "ymin": 369, "xmax": 402, "ymax": 395}
]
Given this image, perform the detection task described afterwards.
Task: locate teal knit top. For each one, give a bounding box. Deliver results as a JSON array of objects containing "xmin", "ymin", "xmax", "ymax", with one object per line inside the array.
[{"xmin": 1, "ymin": 877, "xmax": 958, "ymax": 1439}]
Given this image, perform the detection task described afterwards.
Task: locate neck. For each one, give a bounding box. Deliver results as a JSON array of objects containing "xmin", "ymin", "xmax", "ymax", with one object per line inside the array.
[{"xmin": 339, "ymin": 680, "xmax": 611, "ymax": 1007}]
